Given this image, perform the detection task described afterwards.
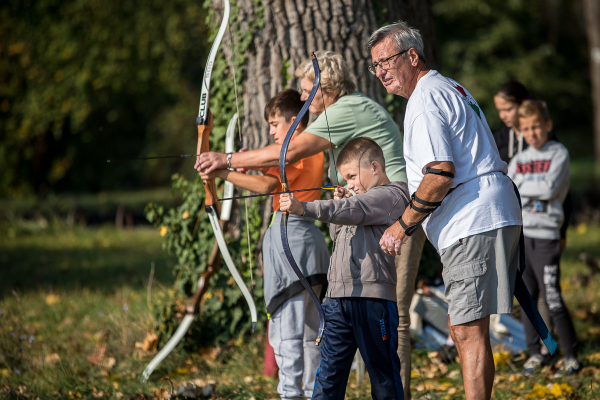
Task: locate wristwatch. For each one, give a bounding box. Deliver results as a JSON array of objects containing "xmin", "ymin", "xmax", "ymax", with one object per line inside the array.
[{"xmin": 226, "ymin": 152, "xmax": 233, "ymax": 170}]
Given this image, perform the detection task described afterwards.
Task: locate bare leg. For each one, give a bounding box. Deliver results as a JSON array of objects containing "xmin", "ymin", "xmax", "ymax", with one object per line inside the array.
[{"xmin": 448, "ymin": 316, "xmax": 494, "ymax": 400}]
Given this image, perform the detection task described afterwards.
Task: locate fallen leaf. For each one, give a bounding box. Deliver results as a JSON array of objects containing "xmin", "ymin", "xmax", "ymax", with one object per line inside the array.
[
  {"xmin": 526, "ymin": 383, "xmax": 549, "ymax": 398},
  {"xmin": 44, "ymin": 353, "xmax": 60, "ymax": 364},
  {"xmin": 580, "ymin": 366, "xmax": 600, "ymax": 376},
  {"xmin": 550, "ymin": 383, "xmax": 573, "ymax": 397},
  {"xmin": 153, "ymin": 389, "xmax": 169, "ymax": 399},
  {"xmin": 136, "ymin": 330, "xmax": 158, "ymax": 353},
  {"xmin": 86, "ymin": 344, "xmax": 115, "ymax": 369},
  {"xmin": 588, "ymin": 327, "xmax": 600, "ymax": 337},
  {"xmin": 586, "ymin": 352, "xmax": 600, "ymax": 363},
  {"xmin": 447, "ymin": 370, "xmax": 460, "ymax": 379},
  {"xmin": 493, "ymin": 345, "xmax": 511, "ymax": 367},
  {"xmin": 508, "ymin": 374, "xmax": 522, "ymax": 382},
  {"xmin": 45, "ymin": 293, "xmax": 60, "ymax": 305}
]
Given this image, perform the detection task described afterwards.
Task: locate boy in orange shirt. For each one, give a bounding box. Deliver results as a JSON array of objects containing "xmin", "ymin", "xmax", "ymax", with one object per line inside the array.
[{"xmin": 199, "ymin": 89, "xmax": 329, "ymax": 399}]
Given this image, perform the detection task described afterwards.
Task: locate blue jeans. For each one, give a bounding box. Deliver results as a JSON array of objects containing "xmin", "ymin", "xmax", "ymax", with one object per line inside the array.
[{"xmin": 312, "ymin": 297, "xmax": 404, "ymax": 400}]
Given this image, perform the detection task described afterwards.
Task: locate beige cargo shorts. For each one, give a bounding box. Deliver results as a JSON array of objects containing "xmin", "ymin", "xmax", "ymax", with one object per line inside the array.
[{"xmin": 441, "ymin": 225, "xmax": 521, "ymax": 326}]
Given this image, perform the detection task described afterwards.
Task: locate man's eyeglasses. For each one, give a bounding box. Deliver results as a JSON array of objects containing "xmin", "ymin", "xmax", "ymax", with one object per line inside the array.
[{"xmin": 368, "ymin": 49, "xmax": 409, "ymax": 75}]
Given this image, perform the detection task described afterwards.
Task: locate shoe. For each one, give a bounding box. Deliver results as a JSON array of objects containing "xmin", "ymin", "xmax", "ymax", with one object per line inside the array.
[
  {"xmin": 522, "ymin": 354, "xmax": 545, "ymax": 376},
  {"xmin": 554, "ymin": 357, "xmax": 582, "ymax": 377}
]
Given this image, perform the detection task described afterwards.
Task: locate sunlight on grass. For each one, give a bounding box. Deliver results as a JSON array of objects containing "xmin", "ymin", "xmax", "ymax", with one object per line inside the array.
[{"xmin": 1, "ymin": 225, "xmax": 600, "ymax": 398}]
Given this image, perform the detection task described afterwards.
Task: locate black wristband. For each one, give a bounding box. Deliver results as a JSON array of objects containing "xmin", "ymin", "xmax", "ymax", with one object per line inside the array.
[{"xmin": 398, "ymin": 217, "xmax": 420, "ymax": 237}]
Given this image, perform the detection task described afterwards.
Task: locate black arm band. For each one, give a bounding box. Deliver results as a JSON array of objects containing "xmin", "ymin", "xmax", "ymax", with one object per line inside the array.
[
  {"xmin": 409, "ymin": 201, "xmax": 434, "ymax": 214},
  {"xmin": 412, "ymin": 193, "xmax": 442, "ymax": 207},
  {"xmin": 398, "ymin": 217, "xmax": 424, "ymax": 237},
  {"xmin": 426, "ymin": 168, "xmax": 455, "ymax": 179}
]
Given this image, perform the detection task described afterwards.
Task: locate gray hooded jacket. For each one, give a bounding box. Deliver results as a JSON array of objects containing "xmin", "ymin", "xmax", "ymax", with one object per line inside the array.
[
  {"xmin": 302, "ymin": 181, "xmax": 409, "ymax": 302},
  {"xmin": 508, "ymin": 140, "xmax": 569, "ymax": 240}
]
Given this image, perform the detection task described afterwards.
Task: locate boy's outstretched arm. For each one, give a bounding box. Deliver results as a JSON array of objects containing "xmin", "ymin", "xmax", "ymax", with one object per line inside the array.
[
  {"xmin": 200, "ymin": 169, "xmax": 279, "ymax": 195},
  {"xmin": 280, "ymin": 187, "xmax": 350, "ymax": 215}
]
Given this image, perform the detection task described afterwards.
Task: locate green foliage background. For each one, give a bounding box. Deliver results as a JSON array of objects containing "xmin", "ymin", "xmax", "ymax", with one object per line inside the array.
[
  {"xmin": 1, "ymin": 0, "xmax": 593, "ymax": 197},
  {"xmin": 0, "ymin": 0, "xmax": 211, "ymax": 196},
  {"xmin": 432, "ymin": 0, "xmax": 591, "ymax": 156}
]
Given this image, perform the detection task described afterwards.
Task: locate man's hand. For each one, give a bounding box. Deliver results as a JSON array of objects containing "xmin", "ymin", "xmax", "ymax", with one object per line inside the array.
[
  {"xmin": 279, "ymin": 193, "xmax": 304, "ymax": 215},
  {"xmin": 333, "ymin": 187, "xmax": 352, "ymax": 200},
  {"xmin": 195, "ymin": 152, "xmax": 227, "ymax": 174},
  {"xmin": 379, "ymin": 221, "xmax": 409, "ymax": 256}
]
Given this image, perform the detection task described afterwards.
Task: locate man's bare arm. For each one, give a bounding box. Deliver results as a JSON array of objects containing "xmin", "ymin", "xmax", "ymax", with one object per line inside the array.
[
  {"xmin": 380, "ymin": 160, "xmax": 455, "ymax": 257},
  {"xmin": 400, "ymin": 161, "xmax": 456, "ymax": 226},
  {"xmin": 194, "ymin": 132, "xmax": 331, "ymax": 174}
]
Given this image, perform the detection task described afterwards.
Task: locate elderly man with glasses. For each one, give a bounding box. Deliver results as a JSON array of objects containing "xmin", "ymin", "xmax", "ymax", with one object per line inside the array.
[{"xmin": 368, "ymin": 21, "xmax": 524, "ymax": 400}]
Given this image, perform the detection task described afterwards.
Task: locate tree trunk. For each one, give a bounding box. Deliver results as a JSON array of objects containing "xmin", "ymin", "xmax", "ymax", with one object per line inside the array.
[
  {"xmin": 215, "ymin": 0, "xmax": 439, "ymax": 150},
  {"xmin": 211, "ymin": 0, "xmax": 438, "ymax": 267},
  {"xmin": 582, "ymin": 0, "xmax": 600, "ymax": 167}
]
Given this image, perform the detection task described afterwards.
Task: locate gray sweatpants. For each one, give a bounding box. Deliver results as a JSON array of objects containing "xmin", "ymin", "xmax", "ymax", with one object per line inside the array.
[{"xmin": 268, "ymin": 285, "xmax": 322, "ymax": 400}]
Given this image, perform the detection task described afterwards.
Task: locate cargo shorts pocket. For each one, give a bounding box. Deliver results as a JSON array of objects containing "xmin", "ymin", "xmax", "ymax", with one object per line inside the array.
[{"xmin": 443, "ymin": 261, "xmax": 488, "ymax": 308}]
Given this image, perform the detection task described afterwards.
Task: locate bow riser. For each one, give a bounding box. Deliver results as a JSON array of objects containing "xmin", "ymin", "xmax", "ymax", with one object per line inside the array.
[{"xmin": 197, "ymin": 112, "xmax": 219, "ymax": 208}]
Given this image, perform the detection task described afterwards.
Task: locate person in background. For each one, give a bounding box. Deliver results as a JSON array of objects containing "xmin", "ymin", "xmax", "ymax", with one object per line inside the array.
[
  {"xmin": 280, "ymin": 137, "xmax": 408, "ymax": 400},
  {"xmin": 507, "ymin": 100, "xmax": 581, "ymax": 377},
  {"xmin": 493, "ymin": 81, "xmax": 531, "ymax": 162},
  {"xmin": 200, "ymin": 89, "xmax": 329, "ymax": 400},
  {"xmin": 196, "ymin": 50, "xmax": 422, "ymax": 398},
  {"xmin": 493, "ymin": 81, "xmax": 573, "ymax": 341}
]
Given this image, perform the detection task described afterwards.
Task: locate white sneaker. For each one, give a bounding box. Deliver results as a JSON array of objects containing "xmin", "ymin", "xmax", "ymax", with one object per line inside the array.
[
  {"xmin": 522, "ymin": 354, "xmax": 545, "ymax": 376},
  {"xmin": 554, "ymin": 357, "xmax": 582, "ymax": 377}
]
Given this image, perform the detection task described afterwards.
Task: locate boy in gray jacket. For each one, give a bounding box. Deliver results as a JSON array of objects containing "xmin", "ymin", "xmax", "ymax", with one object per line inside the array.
[
  {"xmin": 508, "ymin": 100, "xmax": 580, "ymax": 376},
  {"xmin": 280, "ymin": 137, "xmax": 408, "ymax": 400}
]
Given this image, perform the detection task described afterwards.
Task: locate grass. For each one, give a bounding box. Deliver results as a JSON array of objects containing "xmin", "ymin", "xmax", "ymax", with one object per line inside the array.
[{"xmin": 1, "ymin": 222, "xmax": 600, "ymax": 399}]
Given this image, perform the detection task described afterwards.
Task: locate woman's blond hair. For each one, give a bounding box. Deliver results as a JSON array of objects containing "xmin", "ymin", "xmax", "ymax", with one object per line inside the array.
[{"xmin": 294, "ymin": 50, "xmax": 356, "ymax": 99}]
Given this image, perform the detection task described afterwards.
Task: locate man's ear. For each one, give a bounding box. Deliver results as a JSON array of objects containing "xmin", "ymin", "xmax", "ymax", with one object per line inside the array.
[
  {"xmin": 409, "ymin": 48, "xmax": 420, "ymax": 66},
  {"xmin": 546, "ymin": 119, "xmax": 553, "ymax": 133}
]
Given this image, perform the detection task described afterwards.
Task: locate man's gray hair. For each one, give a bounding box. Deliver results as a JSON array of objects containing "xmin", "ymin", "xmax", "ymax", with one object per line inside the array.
[{"xmin": 366, "ymin": 21, "xmax": 426, "ymax": 63}]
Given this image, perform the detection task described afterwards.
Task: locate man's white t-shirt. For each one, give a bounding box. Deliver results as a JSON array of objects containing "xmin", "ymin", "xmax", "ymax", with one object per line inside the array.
[{"xmin": 403, "ymin": 70, "xmax": 522, "ymax": 254}]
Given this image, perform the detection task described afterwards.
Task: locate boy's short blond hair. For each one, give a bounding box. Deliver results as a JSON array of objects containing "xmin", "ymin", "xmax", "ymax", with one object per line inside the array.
[
  {"xmin": 336, "ymin": 137, "xmax": 386, "ymax": 171},
  {"xmin": 295, "ymin": 51, "xmax": 356, "ymax": 100},
  {"xmin": 518, "ymin": 99, "xmax": 551, "ymax": 123}
]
